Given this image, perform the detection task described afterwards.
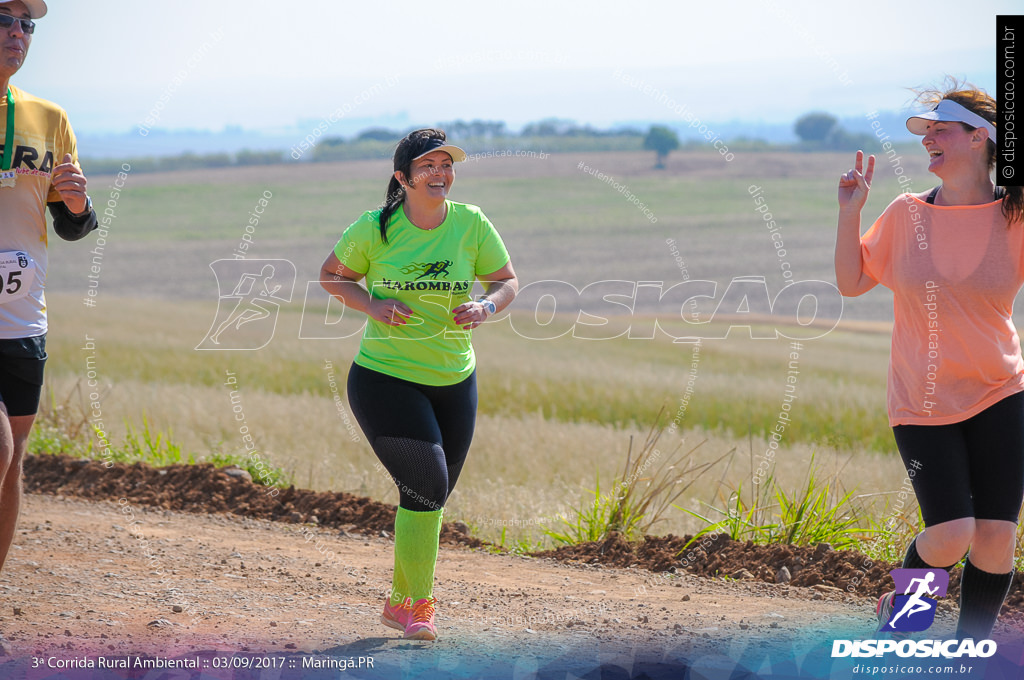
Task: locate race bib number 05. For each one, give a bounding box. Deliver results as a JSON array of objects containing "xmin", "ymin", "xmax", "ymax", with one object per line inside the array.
[{"xmin": 0, "ymin": 251, "xmax": 36, "ymax": 303}]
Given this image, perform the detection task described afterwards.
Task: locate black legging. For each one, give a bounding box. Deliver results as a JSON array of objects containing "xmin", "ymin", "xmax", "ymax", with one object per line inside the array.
[
  {"xmin": 893, "ymin": 390, "xmax": 1024, "ymax": 526},
  {"xmin": 346, "ymin": 362, "xmax": 477, "ymax": 512}
]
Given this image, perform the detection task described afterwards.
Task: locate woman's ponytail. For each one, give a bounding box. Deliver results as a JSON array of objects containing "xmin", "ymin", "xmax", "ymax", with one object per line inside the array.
[{"xmin": 378, "ymin": 177, "xmax": 404, "ymax": 245}]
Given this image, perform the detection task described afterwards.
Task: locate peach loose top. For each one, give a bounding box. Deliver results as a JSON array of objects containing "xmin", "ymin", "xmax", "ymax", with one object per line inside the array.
[{"xmin": 860, "ymin": 194, "xmax": 1024, "ymax": 426}]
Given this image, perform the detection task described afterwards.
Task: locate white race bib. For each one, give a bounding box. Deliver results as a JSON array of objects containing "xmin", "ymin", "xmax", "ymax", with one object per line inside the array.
[{"xmin": 0, "ymin": 251, "xmax": 36, "ymax": 303}]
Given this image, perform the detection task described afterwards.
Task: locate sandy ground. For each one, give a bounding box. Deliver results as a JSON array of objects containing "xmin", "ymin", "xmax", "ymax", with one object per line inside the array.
[{"xmin": 0, "ymin": 493, "xmax": 975, "ymax": 679}]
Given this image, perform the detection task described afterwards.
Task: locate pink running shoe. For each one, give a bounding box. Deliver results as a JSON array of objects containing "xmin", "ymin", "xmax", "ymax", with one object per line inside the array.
[
  {"xmin": 403, "ymin": 597, "xmax": 438, "ymax": 640},
  {"xmin": 381, "ymin": 597, "xmax": 412, "ymax": 632},
  {"xmin": 876, "ymin": 592, "xmax": 911, "ymax": 641}
]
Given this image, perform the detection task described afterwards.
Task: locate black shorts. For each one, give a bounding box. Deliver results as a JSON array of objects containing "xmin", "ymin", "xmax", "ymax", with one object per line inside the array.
[
  {"xmin": 0, "ymin": 335, "xmax": 47, "ymax": 417},
  {"xmin": 892, "ymin": 391, "xmax": 1024, "ymax": 526}
]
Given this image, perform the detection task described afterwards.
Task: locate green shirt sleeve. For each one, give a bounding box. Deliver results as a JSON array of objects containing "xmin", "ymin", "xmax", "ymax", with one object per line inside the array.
[
  {"xmin": 474, "ymin": 209, "xmax": 510, "ymax": 276},
  {"xmin": 334, "ymin": 211, "xmax": 376, "ymax": 274}
]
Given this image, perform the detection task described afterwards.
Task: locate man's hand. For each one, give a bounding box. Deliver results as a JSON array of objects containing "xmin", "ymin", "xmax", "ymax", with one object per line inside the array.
[{"xmin": 51, "ymin": 153, "xmax": 89, "ymax": 215}]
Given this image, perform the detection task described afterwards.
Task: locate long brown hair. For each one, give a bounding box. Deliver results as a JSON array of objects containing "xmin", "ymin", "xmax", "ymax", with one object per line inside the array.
[{"xmin": 913, "ymin": 77, "xmax": 1023, "ymax": 226}]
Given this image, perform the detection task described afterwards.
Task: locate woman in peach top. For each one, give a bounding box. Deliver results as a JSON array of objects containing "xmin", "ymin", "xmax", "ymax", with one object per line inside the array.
[{"xmin": 835, "ymin": 80, "xmax": 1024, "ymax": 641}]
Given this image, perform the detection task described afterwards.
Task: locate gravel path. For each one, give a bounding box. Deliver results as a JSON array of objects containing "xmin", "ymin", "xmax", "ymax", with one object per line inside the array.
[{"xmin": 0, "ymin": 493, "xmax": 897, "ymax": 677}]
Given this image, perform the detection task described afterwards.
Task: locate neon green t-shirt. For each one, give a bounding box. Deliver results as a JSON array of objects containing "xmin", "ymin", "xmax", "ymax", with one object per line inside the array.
[{"xmin": 334, "ymin": 200, "xmax": 510, "ymax": 386}]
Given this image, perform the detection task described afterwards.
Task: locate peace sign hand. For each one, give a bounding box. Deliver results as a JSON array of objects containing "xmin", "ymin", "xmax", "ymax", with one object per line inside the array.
[{"xmin": 838, "ymin": 150, "xmax": 875, "ymax": 213}]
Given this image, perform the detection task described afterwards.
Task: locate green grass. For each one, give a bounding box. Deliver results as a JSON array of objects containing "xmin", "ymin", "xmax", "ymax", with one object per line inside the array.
[
  {"xmin": 106, "ymin": 415, "xmax": 194, "ymax": 466},
  {"xmin": 680, "ymin": 455, "xmax": 874, "ymax": 552},
  {"xmin": 30, "ymin": 380, "xmax": 290, "ymax": 487},
  {"xmin": 542, "ymin": 471, "xmax": 624, "ymax": 546},
  {"xmin": 544, "ymin": 412, "xmax": 731, "ymax": 545}
]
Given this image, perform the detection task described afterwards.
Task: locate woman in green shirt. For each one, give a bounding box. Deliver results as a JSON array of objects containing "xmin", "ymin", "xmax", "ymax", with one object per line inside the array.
[{"xmin": 320, "ymin": 128, "xmax": 517, "ymax": 640}]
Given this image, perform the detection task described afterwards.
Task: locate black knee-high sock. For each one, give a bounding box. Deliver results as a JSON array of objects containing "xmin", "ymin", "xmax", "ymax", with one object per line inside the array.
[
  {"xmin": 956, "ymin": 559, "xmax": 1014, "ymax": 640},
  {"xmin": 903, "ymin": 537, "xmax": 956, "ymax": 571}
]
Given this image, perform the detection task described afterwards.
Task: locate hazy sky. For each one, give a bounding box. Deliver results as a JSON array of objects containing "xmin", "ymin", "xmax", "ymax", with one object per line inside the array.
[{"xmin": 12, "ymin": 0, "xmax": 1012, "ymax": 134}]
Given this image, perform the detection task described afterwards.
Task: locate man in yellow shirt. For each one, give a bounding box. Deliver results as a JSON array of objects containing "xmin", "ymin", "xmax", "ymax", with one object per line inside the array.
[{"xmin": 0, "ymin": 0, "xmax": 97, "ymax": 573}]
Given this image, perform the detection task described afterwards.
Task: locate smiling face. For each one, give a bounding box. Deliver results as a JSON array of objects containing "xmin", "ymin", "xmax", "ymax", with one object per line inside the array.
[
  {"xmin": 921, "ymin": 119, "xmax": 989, "ymax": 179},
  {"xmin": 0, "ymin": 1, "xmax": 30, "ymax": 80},
  {"xmin": 398, "ymin": 150, "xmax": 455, "ymax": 207}
]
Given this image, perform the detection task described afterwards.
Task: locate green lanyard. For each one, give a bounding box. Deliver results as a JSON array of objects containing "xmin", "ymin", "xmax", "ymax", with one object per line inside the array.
[{"xmin": 1, "ymin": 87, "xmax": 12, "ymax": 172}]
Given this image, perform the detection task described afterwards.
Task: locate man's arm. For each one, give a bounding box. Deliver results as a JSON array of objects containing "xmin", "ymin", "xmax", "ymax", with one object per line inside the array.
[
  {"xmin": 47, "ymin": 199, "xmax": 96, "ymax": 241},
  {"xmin": 48, "ymin": 152, "xmax": 95, "ymax": 241}
]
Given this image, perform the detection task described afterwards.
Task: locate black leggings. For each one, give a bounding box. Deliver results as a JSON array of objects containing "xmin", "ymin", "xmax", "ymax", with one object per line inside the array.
[
  {"xmin": 346, "ymin": 362, "xmax": 477, "ymax": 512},
  {"xmin": 892, "ymin": 391, "xmax": 1024, "ymax": 526}
]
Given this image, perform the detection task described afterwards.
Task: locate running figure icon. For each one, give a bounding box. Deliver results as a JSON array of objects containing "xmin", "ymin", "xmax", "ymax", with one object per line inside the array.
[
  {"xmin": 210, "ymin": 264, "xmax": 282, "ymax": 344},
  {"xmin": 196, "ymin": 258, "xmax": 297, "ymax": 351},
  {"xmin": 889, "ymin": 572, "xmax": 939, "ymax": 627}
]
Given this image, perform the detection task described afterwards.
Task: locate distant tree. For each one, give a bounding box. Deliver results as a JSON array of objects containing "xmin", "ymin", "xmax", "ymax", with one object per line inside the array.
[
  {"xmin": 822, "ymin": 128, "xmax": 875, "ymax": 152},
  {"xmin": 794, "ymin": 112, "xmax": 839, "ymax": 143},
  {"xmin": 565, "ymin": 124, "xmax": 607, "ymax": 137},
  {"xmin": 357, "ymin": 127, "xmax": 401, "ymax": 142},
  {"xmin": 319, "ymin": 136, "xmax": 345, "ymax": 150},
  {"xmin": 643, "ymin": 125, "xmax": 680, "ymax": 169},
  {"xmin": 439, "ymin": 119, "xmax": 506, "ymax": 139},
  {"xmin": 520, "ymin": 118, "xmax": 577, "ymax": 137},
  {"xmin": 608, "ymin": 126, "xmax": 645, "ymax": 138},
  {"xmin": 82, "ymin": 156, "xmax": 158, "ymax": 174},
  {"xmin": 483, "ymin": 120, "xmax": 507, "ymax": 137},
  {"xmin": 441, "ymin": 120, "xmax": 471, "ymax": 139},
  {"xmin": 236, "ymin": 149, "xmax": 285, "ymax": 166},
  {"xmin": 158, "ymin": 152, "xmax": 231, "ymax": 171},
  {"xmin": 469, "ymin": 120, "xmax": 503, "ymax": 138}
]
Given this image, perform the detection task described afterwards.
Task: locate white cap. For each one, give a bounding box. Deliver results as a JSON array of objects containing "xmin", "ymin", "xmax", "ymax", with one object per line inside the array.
[
  {"xmin": 0, "ymin": 0, "xmax": 46, "ymax": 19},
  {"xmin": 906, "ymin": 99, "xmax": 997, "ymax": 144}
]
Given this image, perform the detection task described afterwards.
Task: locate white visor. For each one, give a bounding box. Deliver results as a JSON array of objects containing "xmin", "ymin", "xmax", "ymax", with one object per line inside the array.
[
  {"xmin": 412, "ymin": 144, "xmax": 467, "ymax": 163},
  {"xmin": 906, "ymin": 99, "xmax": 998, "ymax": 144}
]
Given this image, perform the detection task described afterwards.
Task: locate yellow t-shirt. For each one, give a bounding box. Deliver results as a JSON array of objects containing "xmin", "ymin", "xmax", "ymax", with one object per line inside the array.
[
  {"xmin": 861, "ymin": 194, "xmax": 1024, "ymax": 425},
  {"xmin": 0, "ymin": 84, "xmax": 79, "ymax": 338}
]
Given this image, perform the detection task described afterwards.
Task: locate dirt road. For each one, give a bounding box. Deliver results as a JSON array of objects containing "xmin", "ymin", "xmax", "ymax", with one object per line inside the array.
[{"xmin": 2, "ymin": 493, "xmax": 1007, "ymax": 679}]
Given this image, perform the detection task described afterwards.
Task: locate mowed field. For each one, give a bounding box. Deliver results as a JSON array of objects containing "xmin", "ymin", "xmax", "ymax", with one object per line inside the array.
[{"xmin": 36, "ymin": 149, "xmax": 1003, "ymax": 546}]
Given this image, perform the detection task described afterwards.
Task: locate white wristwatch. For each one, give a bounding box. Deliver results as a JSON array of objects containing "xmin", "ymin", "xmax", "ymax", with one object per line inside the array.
[{"xmin": 478, "ymin": 297, "xmax": 496, "ymax": 315}]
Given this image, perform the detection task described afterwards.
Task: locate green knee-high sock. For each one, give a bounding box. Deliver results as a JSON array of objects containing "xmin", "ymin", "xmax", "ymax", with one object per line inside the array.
[{"xmin": 390, "ymin": 507, "xmax": 444, "ymax": 606}]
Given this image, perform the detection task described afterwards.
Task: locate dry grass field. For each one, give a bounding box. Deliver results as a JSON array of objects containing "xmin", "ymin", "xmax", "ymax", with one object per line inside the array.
[
  {"xmin": 35, "ymin": 148, "xmax": 1005, "ymax": 547},
  {"xmin": 37, "ymin": 291, "xmax": 902, "ymax": 549}
]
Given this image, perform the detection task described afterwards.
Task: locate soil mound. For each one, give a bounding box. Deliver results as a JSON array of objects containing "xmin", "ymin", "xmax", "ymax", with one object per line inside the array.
[
  {"xmin": 535, "ymin": 532, "xmax": 1024, "ymax": 622},
  {"xmin": 23, "ymin": 455, "xmax": 483, "ymax": 548},
  {"xmin": 23, "ymin": 454, "xmax": 1024, "ymax": 623}
]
